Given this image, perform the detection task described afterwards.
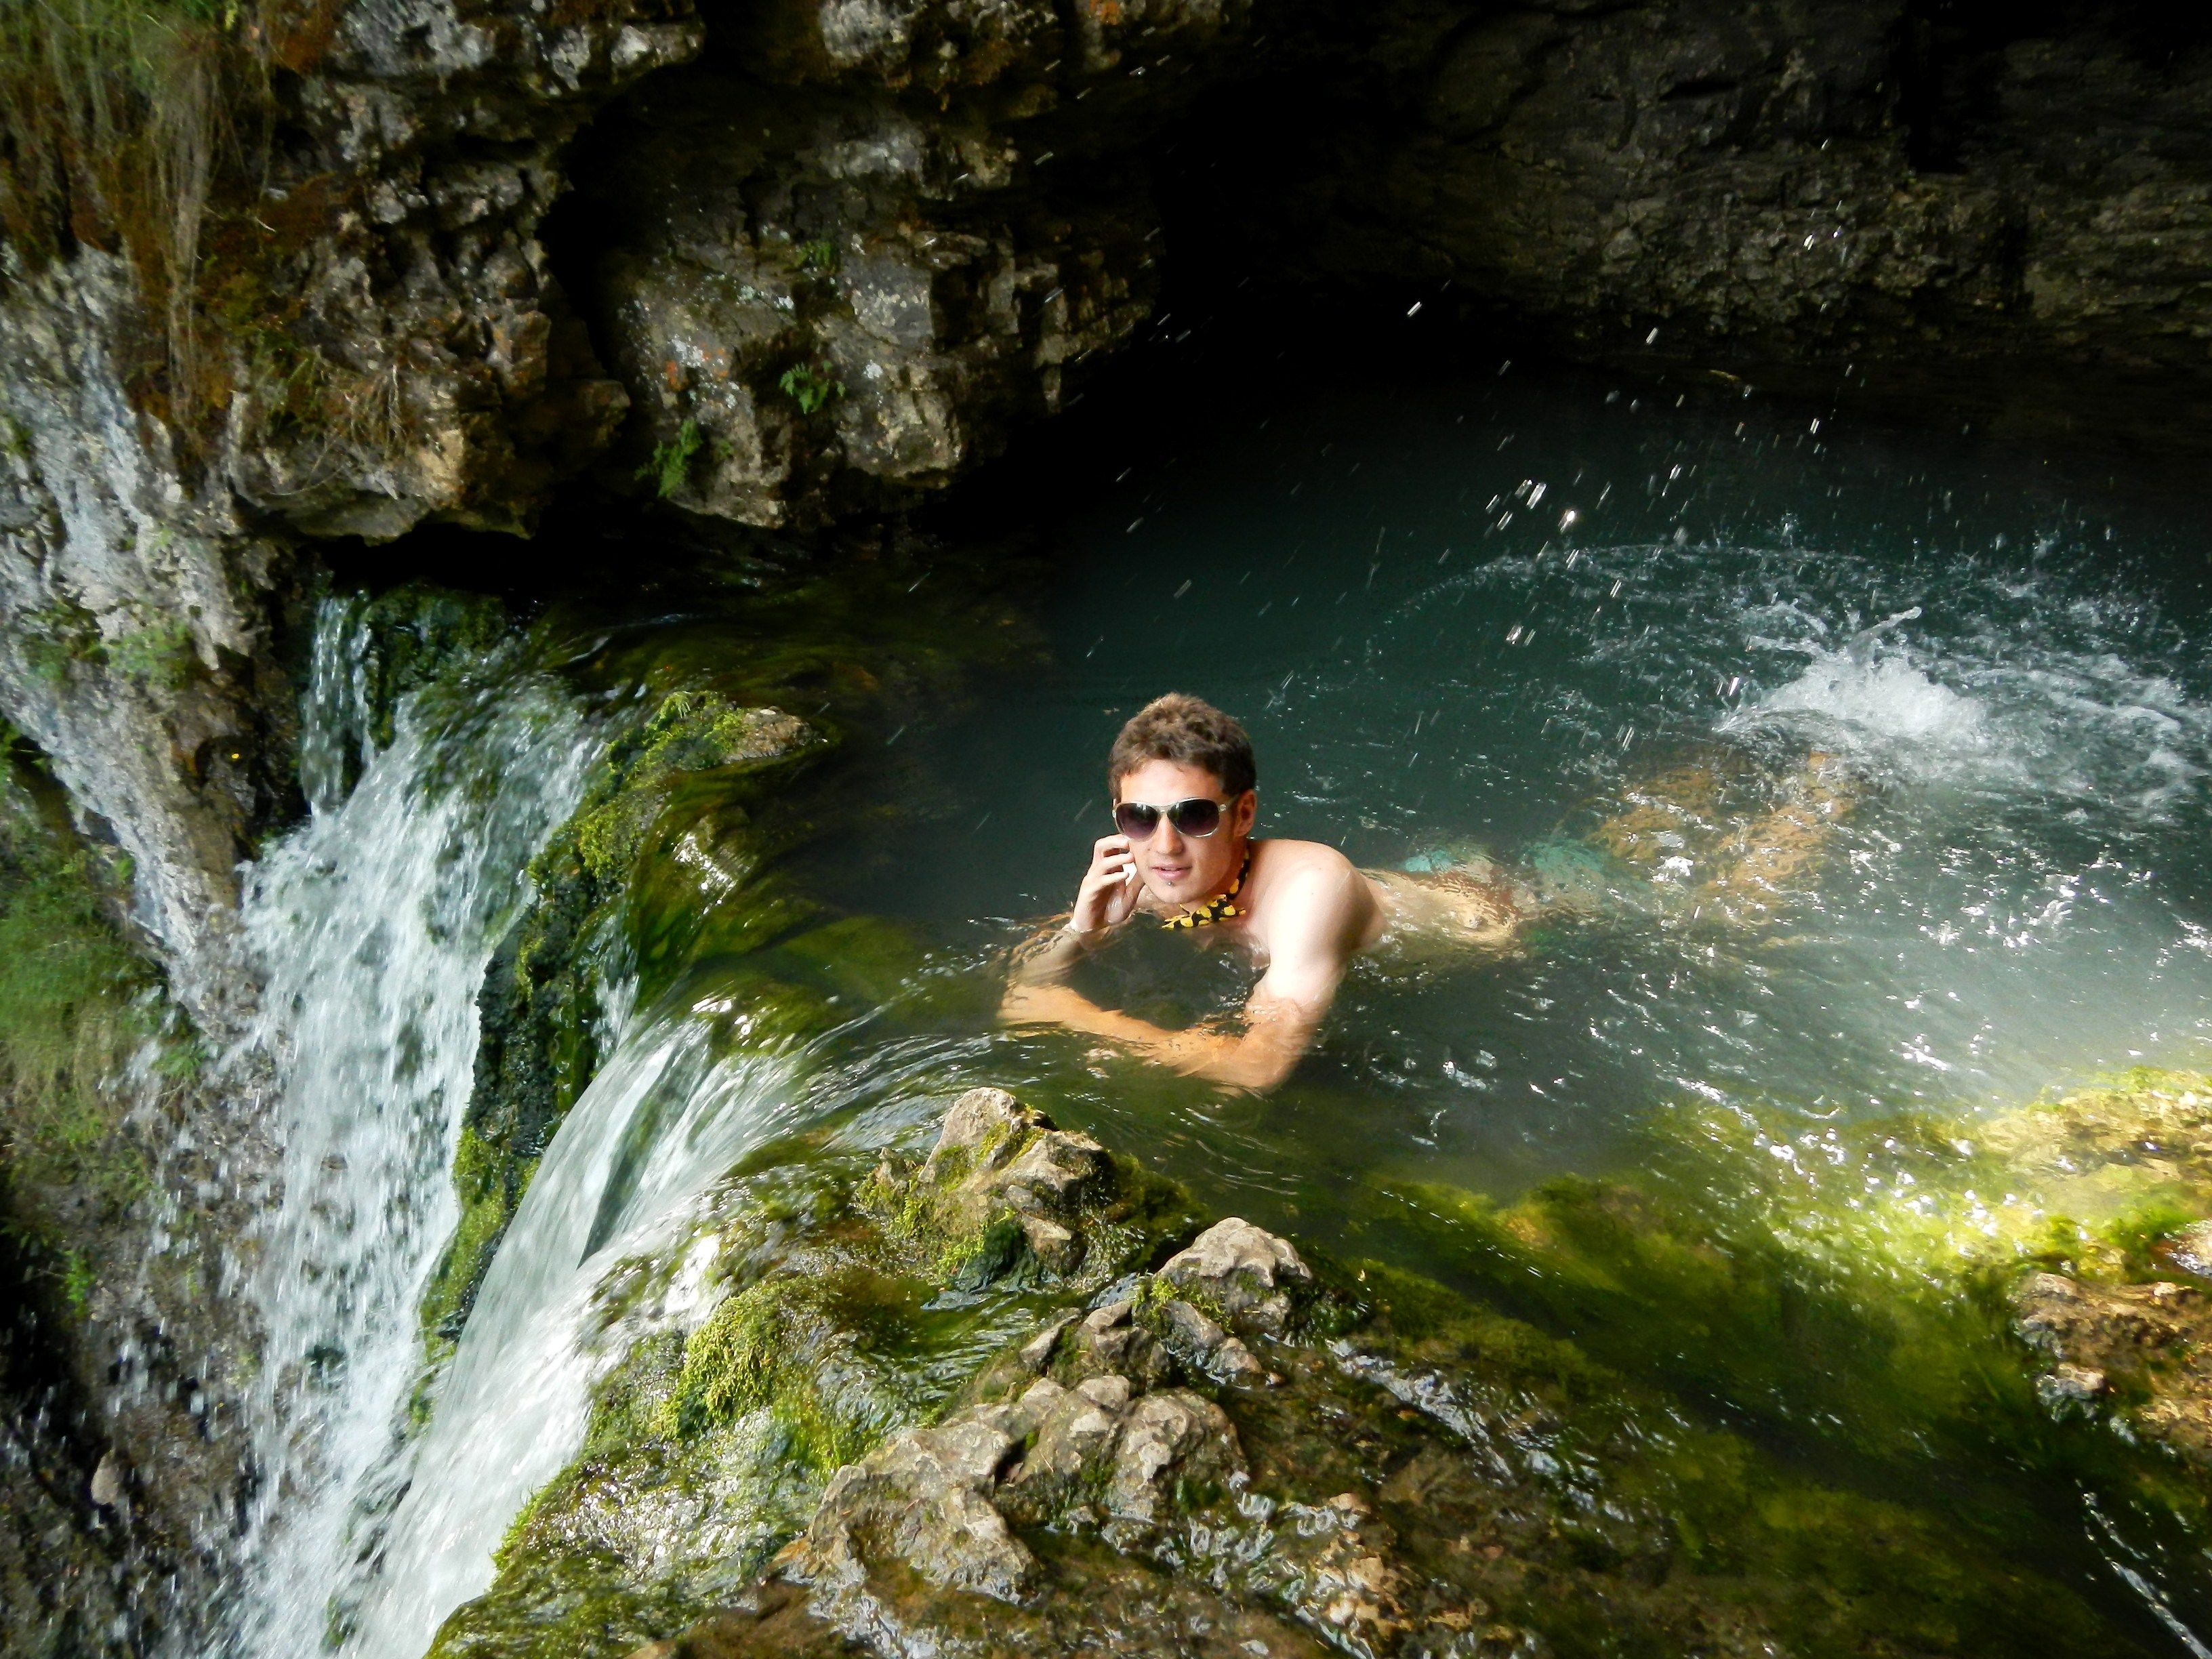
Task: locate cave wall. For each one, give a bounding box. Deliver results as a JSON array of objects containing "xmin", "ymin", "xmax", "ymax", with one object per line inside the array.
[
  {"xmin": 7, "ymin": 0, "xmax": 2211, "ymax": 1017},
  {"xmin": 1164, "ymin": 1, "xmax": 2212, "ymax": 417},
  {"xmin": 560, "ymin": 0, "xmax": 1254, "ymax": 526}
]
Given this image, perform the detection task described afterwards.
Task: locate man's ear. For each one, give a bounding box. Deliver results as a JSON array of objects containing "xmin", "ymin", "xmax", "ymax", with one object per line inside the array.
[{"xmin": 1232, "ymin": 789, "xmax": 1258, "ymax": 838}]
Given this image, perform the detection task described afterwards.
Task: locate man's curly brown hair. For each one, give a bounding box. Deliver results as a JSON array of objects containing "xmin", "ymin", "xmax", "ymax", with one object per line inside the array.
[{"xmin": 1107, "ymin": 693, "xmax": 1256, "ymax": 799}]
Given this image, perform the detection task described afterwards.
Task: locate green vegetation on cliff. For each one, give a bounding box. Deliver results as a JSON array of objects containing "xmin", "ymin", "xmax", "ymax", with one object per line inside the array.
[
  {"xmin": 422, "ymin": 690, "xmax": 825, "ymax": 1357},
  {"xmin": 0, "ymin": 0, "xmax": 308, "ymax": 430},
  {"xmin": 422, "ymin": 544, "xmax": 1048, "ymax": 1358},
  {"xmin": 0, "ymin": 739, "xmax": 163, "ymax": 1240}
]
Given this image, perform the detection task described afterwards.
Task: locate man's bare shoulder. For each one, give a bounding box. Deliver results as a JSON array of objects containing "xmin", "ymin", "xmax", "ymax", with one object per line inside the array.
[
  {"xmin": 1248, "ymin": 838, "xmax": 1383, "ymax": 943},
  {"xmin": 1252, "ymin": 836, "xmax": 1364, "ymax": 885}
]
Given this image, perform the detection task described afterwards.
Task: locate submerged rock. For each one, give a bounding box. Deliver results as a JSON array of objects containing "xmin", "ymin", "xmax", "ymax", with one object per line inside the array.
[{"xmin": 1975, "ymin": 1073, "xmax": 2212, "ymax": 1467}]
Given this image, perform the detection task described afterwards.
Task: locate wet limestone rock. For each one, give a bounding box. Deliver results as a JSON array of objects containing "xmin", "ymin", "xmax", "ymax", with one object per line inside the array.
[
  {"xmin": 430, "ymin": 1088, "xmax": 1202, "ymax": 1658},
  {"xmin": 870, "ymin": 1085, "xmax": 1122, "ymax": 1283},
  {"xmin": 1158, "ymin": 1214, "xmax": 1314, "ymax": 1334},
  {"xmin": 777, "ymin": 1366, "xmax": 1248, "ymax": 1628},
  {"xmin": 1974, "ymin": 1073, "xmax": 2212, "ymax": 1467},
  {"xmin": 450, "ymin": 1083, "xmax": 2180, "ymax": 1659},
  {"xmin": 791, "ymin": 1411, "xmax": 1038, "ymax": 1605},
  {"xmin": 2012, "ymin": 1271, "xmax": 2212, "ymax": 1462},
  {"xmin": 625, "ymin": 1189, "xmax": 2132, "ymax": 1659}
]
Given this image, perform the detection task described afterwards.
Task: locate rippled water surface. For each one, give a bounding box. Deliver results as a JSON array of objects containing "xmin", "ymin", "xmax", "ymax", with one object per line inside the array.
[{"xmin": 814, "ymin": 368, "xmax": 2212, "ymax": 1223}]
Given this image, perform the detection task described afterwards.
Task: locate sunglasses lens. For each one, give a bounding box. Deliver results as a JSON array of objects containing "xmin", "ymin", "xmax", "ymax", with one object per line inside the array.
[
  {"xmin": 1168, "ymin": 798, "xmax": 1222, "ymax": 837},
  {"xmin": 1114, "ymin": 802, "xmax": 1162, "ymax": 838}
]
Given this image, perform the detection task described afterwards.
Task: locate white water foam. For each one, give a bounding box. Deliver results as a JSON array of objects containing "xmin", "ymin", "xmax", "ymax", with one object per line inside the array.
[
  {"xmin": 337, "ymin": 1021, "xmax": 803, "ymax": 1659},
  {"xmin": 1736, "ymin": 645, "xmax": 1994, "ymax": 781},
  {"xmin": 1699, "ymin": 579, "xmax": 2211, "ymax": 811},
  {"xmin": 224, "ymin": 605, "xmax": 596, "ymax": 1659}
]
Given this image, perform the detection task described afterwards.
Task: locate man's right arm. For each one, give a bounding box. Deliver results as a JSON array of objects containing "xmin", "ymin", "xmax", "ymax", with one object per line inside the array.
[
  {"xmin": 1008, "ymin": 922, "xmax": 1091, "ymax": 987},
  {"xmin": 1005, "ymin": 832, "xmax": 1143, "ymax": 989}
]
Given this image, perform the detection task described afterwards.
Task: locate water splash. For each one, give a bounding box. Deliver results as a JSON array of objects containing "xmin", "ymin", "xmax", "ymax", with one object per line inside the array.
[
  {"xmin": 224, "ymin": 610, "xmax": 596, "ymax": 1658},
  {"xmin": 1736, "ymin": 607, "xmax": 1995, "ymax": 777},
  {"xmin": 336, "ymin": 1023, "xmax": 803, "ymax": 1659}
]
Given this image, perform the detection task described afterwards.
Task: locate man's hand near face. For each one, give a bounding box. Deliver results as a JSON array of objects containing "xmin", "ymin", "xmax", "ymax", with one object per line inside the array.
[
  {"xmin": 1004, "ymin": 833, "xmax": 1144, "ymax": 996},
  {"xmin": 999, "ymin": 859, "xmax": 1358, "ymax": 1094},
  {"xmin": 1070, "ymin": 833, "xmax": 1144, "ymax": 934}
]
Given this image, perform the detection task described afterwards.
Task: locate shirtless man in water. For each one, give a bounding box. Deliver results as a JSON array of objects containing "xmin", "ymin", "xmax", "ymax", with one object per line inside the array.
[{"xmin": 1000, "ymin": 693, "xmax": 1847, "ymax": 1093}]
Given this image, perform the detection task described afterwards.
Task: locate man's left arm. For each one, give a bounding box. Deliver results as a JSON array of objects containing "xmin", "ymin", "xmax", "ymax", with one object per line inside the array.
[{"xmin": 1002, "ymin": 864, "xmax": 1361, "ymax": 1092}]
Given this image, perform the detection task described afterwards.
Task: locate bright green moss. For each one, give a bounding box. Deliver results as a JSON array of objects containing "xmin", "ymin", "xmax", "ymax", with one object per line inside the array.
[
  {"xmin": 419, "ymin": 1128, "xmax": 533, "ymax": 1354},
  {"xmin": 440, "ymin": 689, "xmax": 829, "ymax": 1358},
  {"xmin": 659, "ymin": 1269, "xmax": 925, "ymax": 1470},
  {"xmin": 0, "ymin": 754, "xmax": 161, "ymax": 1224},
  {"xmin": 662, "ymin": 1278, "xmax": 798, "ymax": 1437}
]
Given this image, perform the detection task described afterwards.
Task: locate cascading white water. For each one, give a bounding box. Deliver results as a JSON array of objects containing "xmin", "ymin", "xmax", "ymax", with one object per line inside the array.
[
  {"xmin": 332, "ymin": 1023, "xmax": 804, "ymax": 1659},
  {"xmin": 223, "ymin": 598, "xmax": 598, "ymax": 1658}
]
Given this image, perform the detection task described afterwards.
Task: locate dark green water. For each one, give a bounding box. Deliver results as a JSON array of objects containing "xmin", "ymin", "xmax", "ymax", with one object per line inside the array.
[{"xmin": 751, "ymin": 363, "xmax": 2212, "ymax": 1652}]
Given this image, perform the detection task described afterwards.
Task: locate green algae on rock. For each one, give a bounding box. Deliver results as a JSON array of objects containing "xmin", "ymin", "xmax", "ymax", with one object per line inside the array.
[
  {"xmin": 426, "ymin": 1088, "xmax": 1202, "ymax": 1659},
  {"xmin": 1368, "ymin": 1070, "xmax": 2212, "ymax": 1549},
  {"xmin": 438, "ymin": 1088, "xmax": 2159, "ymax": 1659},
  {"xmin": 422, "ymin": 691, "xmax": 822, "ymax": 1355}
]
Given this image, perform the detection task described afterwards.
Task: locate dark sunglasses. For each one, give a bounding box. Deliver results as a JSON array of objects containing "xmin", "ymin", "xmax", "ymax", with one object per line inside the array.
[{"xmin": 1113, "ymin": 797, "xmax": 1231, "ymax": 840}]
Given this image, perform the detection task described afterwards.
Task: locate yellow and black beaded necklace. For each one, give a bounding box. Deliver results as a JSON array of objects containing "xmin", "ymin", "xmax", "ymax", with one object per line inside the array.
[{"xmin": 1164, "ymin": 845, "xmax": 1253, "ymax": 930}]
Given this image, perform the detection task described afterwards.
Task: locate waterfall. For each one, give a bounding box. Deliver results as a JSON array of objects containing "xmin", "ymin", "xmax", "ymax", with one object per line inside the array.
[
  {"xmin": 222, "ymin": 600, "xmax": 598, "ymax": 1658},
  {"xmin": 337, "ymin": 1025, "xmax": 803, "ymax": 1659}
]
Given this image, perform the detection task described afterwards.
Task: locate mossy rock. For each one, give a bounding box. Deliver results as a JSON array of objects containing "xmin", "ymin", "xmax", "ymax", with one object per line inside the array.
[
  {"xmin": 356, "ymin": 585, "xmax": 512, "ymax": 750},
  {"xmin": 444, "ymin": 1092, "xmax": 2173, "ymax": 1659},
  {"xmin": 424, "ymin": 538, "xmax": 1054, "ymax": 1368},
  {"xmin": 1364, "ymin": 1071, "xmax": 2212, "ymax": 1555},
  {"xmin": 0, "ymin": 746, "xmax": 167, "ymax": 1235},
  {"xmin": 438, "ymin": 690, "xmax": 825, "ymax": 1351},
  {"xmin": 431, "ymin": 1093, "xmax": 1197, "ymax": 1659},
  {"xmin": 676, "ymin": 1210, "xmax": 2143, "ymax": 1659}
]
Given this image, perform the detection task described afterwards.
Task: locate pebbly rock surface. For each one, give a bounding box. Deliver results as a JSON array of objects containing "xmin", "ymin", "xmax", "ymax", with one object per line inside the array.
[{"xmin": 1991, "ymin": 1073, "xmax": 2212, "ymax": 1467}]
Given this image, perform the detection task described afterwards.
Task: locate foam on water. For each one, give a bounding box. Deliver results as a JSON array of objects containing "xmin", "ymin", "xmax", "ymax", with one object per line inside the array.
[{"xmin": 1736, "ymin": 617, "xmax": 1996, "ymax": 782}]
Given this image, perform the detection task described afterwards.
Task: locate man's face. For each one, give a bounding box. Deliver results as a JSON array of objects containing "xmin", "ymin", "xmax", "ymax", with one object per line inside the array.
[{"xmin": 1112, "ymin": 758, "xmax": 1257, "ymax": 907}]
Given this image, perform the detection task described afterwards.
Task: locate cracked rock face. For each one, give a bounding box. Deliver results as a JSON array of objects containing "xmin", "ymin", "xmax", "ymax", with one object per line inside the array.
[
  {"xmin": 901, "ymin": 1084, "xmax": 1118, "ymax": 1276},
  {"xmin": 779, "ymin": 1368, "xmax": 1244, "ymax": 1616},
  {"xmin": 1191, "ymin": 0, "xmax": 2212, "ymax": 425},
  {"xmin": 571, "ymin": 0, "xmax": 1256, "ymax": 527}
]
